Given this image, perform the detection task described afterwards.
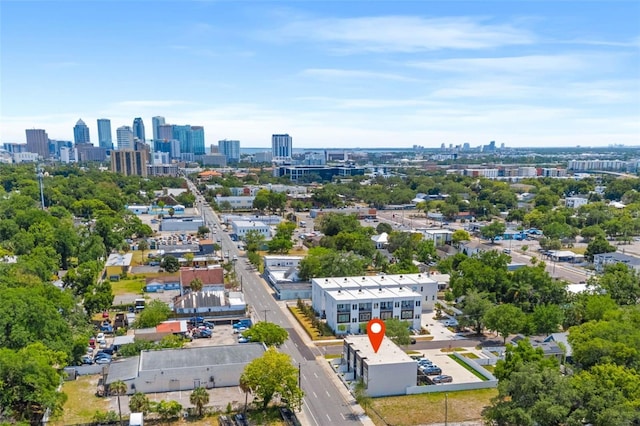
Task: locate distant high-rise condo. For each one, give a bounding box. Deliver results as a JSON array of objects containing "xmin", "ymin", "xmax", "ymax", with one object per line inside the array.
[
  {"xmin": 272, "ymin": 134, "xmax": 292, "ymax": 159},
  {"xmin": 25, "ymin": 128, "xmax": 49, "ymax": 158},
  {"xmin": 116, "ymin": 126, "xmax": 134, "ymax": 150},
  {"xmin": 73, "ymin": 119, "xmax": 90, "ymax": 144},
  {"xmin": 97, "ymin": 119, "xmax": 113, "ymax": 149},
  {"xmin": 152, "ymin": 116, "xmax": 165, "ymax": 141},
  {"xmin": 191, "ymin": 126, "xmax": 205, "ymax": 155},
  {"xmin": 110, "ymin": 150, "xmax": 148, "ymax": 177},
  {"xmin": 218, "ymin": 139, "xmax": 240, "ymax": 162},
  {"xmin": 132, "ymin": 118, "xmax": 146, "ymax": 142},
  {"xmin": 158, "ymin": 124, "xmax": 174, "ymax": 141}
]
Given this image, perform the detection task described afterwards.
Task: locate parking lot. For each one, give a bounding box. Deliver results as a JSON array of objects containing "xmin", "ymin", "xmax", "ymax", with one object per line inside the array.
[
  {"xmin": 187, "ymin": 323, "xmax": 248, "ymax": 347},
  {"xmin": 414, "ymin": 348, "xmax": 486, "ymax": 385}
]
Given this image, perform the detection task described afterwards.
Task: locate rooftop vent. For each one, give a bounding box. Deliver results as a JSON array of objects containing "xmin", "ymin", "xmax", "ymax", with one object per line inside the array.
[{"xmin": 362, "ymin": 277, "xmax": 366, "ymax": 281}]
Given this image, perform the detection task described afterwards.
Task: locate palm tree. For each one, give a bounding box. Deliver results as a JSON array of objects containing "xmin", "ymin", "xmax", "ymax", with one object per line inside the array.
[
  {"xmin": 189, "ymin": 386, "xmax": 210, "ymax": 417},
  {"xmin": 110, "ymin": 380, "xmax": 128, "ymax": 425},
  {"xmin": 129, "ymin": 392, "xmax": 150, "ymax": 415},
  {"xmin": 239, "ymin": 377, "xmax": 252, "ymax": 415}
]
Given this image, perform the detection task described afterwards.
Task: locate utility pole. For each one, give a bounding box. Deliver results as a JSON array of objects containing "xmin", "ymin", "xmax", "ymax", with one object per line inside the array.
[{"xmin": 262, "ymin": 309, "xmax": 270, "ymax": 322}]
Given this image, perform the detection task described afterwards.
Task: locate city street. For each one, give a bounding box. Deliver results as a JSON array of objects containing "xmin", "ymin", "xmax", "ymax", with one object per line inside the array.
[{"xmin": 190, "ymin": 182, "xmax": 364, "ymax": 425}]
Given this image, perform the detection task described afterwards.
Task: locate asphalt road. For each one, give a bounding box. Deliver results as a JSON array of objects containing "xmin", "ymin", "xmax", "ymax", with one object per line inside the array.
[{"xmin": 190, "ymin": 182, "xmax": 362, "ymax": 426}]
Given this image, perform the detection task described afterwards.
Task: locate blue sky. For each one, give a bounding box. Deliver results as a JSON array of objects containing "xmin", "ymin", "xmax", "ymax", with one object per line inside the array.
[{"xmin": 1, "ymin": 1, "xmax": 639, "ymax": 148}]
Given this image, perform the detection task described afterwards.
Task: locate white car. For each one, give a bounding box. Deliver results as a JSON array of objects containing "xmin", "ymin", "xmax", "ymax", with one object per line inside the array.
[
  {"xmin": 442, "ymin": 319, "xmax": 458, "ymax": 327},
  {"xmin": 96, "ymin": 333, "xmax": 106, "ymax": 344}
]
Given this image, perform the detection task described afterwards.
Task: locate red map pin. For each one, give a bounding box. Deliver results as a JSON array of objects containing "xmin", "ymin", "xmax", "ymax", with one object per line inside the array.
[{"xmin": 367, "ymin": 318, "xmax": 386, "ymax": 353}]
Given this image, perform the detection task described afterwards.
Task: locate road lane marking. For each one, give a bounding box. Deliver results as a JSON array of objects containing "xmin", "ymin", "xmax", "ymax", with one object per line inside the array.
[
  {"xmin": 326, "ymin": 414, "xmax": 331, "ymax": 421},
  {"xmin": 312, "ymin": 391, "xmax": 318, "ymax": 398},
  {"xmin": 313, "ymin": 372, "xmax": 318, "ymax": 378},
  {"xmin": 326, "ymin": 390, "xmax": 331, "ymax": 397}
]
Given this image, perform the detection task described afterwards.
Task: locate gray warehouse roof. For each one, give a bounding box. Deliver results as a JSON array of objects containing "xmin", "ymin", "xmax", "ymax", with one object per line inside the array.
[
  {"xmin": 105, "ymin": 356, "xmax": 140, "ymax": 385},
  {"xmin": 139, "ymin": 343, "xmax": 265, "ymax": 372}
]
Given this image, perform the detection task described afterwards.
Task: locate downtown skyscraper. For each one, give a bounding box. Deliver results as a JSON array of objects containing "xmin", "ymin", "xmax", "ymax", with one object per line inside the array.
[
  {"xmin": 272, "ymin": 134, "xmax": 292, "ymax": 160},
  {"xmin": 97, "ymin": 119, "xmax": 113, "ymax": 149},
  {"xmin": 73, "ymin": 119, "xmax": 90, "ymax": 144},
  {"xmin": 25, "ymin": 128, "xmax": 49, "ymax": 158},
  {"xmin": 116, "ymin": 126, "xmax": 134, "ymax": 150},
  {"xmin": 152, "ymin": 116, "xmax": 165, "ymax": 141},
  {"xmin": 132, "ymin": 117, "xmax": 146, "ymax": 142},
  {"xmin": 218, "ymin": 139, "xmax": 240, "ymax": 162}
]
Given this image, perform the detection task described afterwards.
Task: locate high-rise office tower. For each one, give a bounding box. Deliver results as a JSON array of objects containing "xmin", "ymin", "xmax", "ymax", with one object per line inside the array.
[
  {"xmin": 132, "ymin": 118, "xmax": 146, "ymax": 142},
  {"xmin": 25, "ymin": 128, "xmax": 49, "ymax": 158},
  {"xmin": 73, "ymin": 119, "xmax": 90, "ymax": 144},
  {"xmin": 272, "ymin": 134, "xmax": 292, "ymax": 159},
  {"xmin": 116, "ymin": 126, "xmax": 134, "ymax": 150},
  {"xmin": 191, "ymin": 126, "xmax": 205, "ymax": 155},
  {"xmin": 158, "ymin": 124, "xmax": 174, "ymax": 141},
  {"xmin": 218, "ymin": 139, "xmax": 240, "ymax": 162},
  {"xmin": 152, "ymin": 116, "xmax": 165, "ymax": 141},
  {"xmin": 173, "ymin": 125, "xmax": 192, "ymax": 154},
  {"xmin": 97, "ymin": 119, "xmax": 113, "ymax": 149}
]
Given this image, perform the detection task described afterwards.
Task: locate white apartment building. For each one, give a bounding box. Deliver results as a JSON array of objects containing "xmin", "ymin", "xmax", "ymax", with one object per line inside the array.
[
  {"xmin": 312, "ymin": 274, "xmax": 438, "ymax": 335},
  {"xmin": 215, "ymin": 195, "xmax": 255, "ymax": 210},
  {"xmin": 342, "ymin": 335, "xmax": 417, "ymax": 397},
  {"xmin": 565, "ymin": 196, "xmax": 589, "ymax": 209},
  {"xmin": 231, "ymin": 220, "xmax": 270, "ymax": 240},
  {"xmin": 263, "ymin": 255, "xmax": 304, "ymax": 269},
  {"xmin": 517, "ymin": 167, "xmax": 538, "ymax": 177}
]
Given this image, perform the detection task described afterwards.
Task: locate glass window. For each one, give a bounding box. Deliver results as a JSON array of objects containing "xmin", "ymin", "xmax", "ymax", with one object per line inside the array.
[
  {"xmin": 338, "ymin": 313, "xmax": 350, "ymax": 323},
  {"xmin": 359, "ymin": 312, "xmax": 371, "ymax": 322}
]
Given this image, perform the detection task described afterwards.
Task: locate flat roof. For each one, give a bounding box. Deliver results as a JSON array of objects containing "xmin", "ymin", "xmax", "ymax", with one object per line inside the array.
[
  {"xmin": 345, "ymin": 335, "xmax": 414, "ymax": 365},
  {"xmin": 313, "ymin": 273, "xmax": 437, "ymax": 291},
  {"xmin": 106, "ymin": 253, "xmax": 133, "ymax": 267},
  {"xmin": 233, "ymin": 220, "xmax": 268, "ymax": 227},
  {"xmin": 139, "ymin": 344, "xmax": 265, "ymax": 372},
  {"xmin": 326, "ymin": 286, "xmax": 421, "ymax": 301}
]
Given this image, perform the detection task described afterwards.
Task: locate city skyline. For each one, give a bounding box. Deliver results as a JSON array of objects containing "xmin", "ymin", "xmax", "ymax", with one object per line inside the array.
[{"xmin": 1, "ymin": 1, "xmax": 639, "ymax": 148}]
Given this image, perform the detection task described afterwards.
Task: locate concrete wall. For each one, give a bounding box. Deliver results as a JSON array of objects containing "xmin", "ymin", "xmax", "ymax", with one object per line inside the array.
[
  {"xmin": 367, "ymin": 362, "xmax": 417, "ymax": 397},
  {"xmin": 131, "ymin": 363, "xmax": 247, "ymax": 394}
]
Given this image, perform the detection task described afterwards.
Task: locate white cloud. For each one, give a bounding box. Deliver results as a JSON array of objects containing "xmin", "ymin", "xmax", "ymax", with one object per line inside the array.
[
  {"xmin": 274, "ymin": 15, "xmax": 535, "ymax": 52},
  {"xmin": 301, "ymin": 68, "xmax": 419, "ymax": 82},
  {"xmin": 408, "ymin": 54, "xmax": 594, "ymax": 74}
]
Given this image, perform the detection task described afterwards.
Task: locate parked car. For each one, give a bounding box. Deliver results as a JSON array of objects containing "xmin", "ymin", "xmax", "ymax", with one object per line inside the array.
[
  {"xmin": 95, "ymin": 357, "xmax": 112, "ymax": 365},
  {"xmin": 432, "ymin": 375, "xmax": 453, "ymax": 383},
  {"xmin": 417, "ymin": 358, "xmax": 433, "ymax": 366},
  {"xmin": 80, "ymin": 355, "xmax": 94, "ymax": 365},
  {"xmin": 234, "ymin": 413, "xmax": 249, "ymax": 426},
  {"xmin": 193, "ymin": 329, "xmax": 212, "ymax": 339},
  {"xmin": 503, "ymin": 248, "xmax": 511, "ymax": 254},
  {"xmin": 233, "ymin": 319, "xmax": 252, "ymax": 329},
  {"xmin": 442, "ymin": 318, "xmax": 458, "ymax": 327},
  {"xmin": 94, "ymin": 352, "xmax": 112, "ymax": 360},
  {"xmin": 233, "ymin": 327, "xmax": 248, "ymax": 334},
  {"xmin": 202, "ymin": 321, "xmax": 215, "ymax": 329},
  {"xmin": 238, "ymin": 336, "xmax": 251, "ymax": 344},
  {"xmin": 188, "ymin": 316, "xmax": 205, "ymax": 325},
  {"xmin": 96, "ymin": 333, "xmax": 106, "ymax": 344},
  {"xmin": 421, "ymin": 365, "xmax": 443, "ymax": 375}
]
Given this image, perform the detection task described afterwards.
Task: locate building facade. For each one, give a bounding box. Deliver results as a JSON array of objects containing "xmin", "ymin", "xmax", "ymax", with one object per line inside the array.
[
  {"xmin": 116, "ymin": 126, "xmax": 134, "ymax": 150},
  {"xmin": 151, "ymin": 116, "xmax": 165, "ymax": 141},
  {"xmin": 132, "ymin": 117, "xmax": 146, "ymax": 142},
  {"xmin": 218, "ymin": 139, "xmax": 240, "ymax": 163},
  {"xmin": 97, "ymin": 119, "xmax": 113, "ymax": 149},
  {"xmin": 111, "ymin": 150, "xmax": 148, "ymax": 176},
  {"xmin": 73, "ymin": 119, "xmax": 91, "ymax": 144},
  {"xmin": 191, "ymin": 126, "xmax": 205, "ymax": 155},
  {"xmin": 231, "ymin": 220, "xmax": 270, "ymax": 239},
  {"xmin": 25, "ymin": 128, "xmax": 49, "ymax": 158},
  {"xmin": 342, "ymin": 336, "xmax": 417, "ymax": 397},
  {"xmin": 272, "ymin": 134, "xmax": 292, "ymax": 160}
]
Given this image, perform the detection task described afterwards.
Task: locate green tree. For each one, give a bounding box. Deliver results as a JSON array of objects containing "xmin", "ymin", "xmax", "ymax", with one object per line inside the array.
[
  {"xmin": 138, "ymin": 239, "xmax": 149, "ymax": 260},
  {"xmin": 153, "ymin": 400, "xmax": 183, "ymax": 424},
  {"xmin": 531, "ymin": 304, "xmax": 564, "ymax": 335},
  {"xmin": 189, "ymin": 386, "xmax": 210, "ymax": 417},
  {"xmin": 242, "ymin": 321, "xmax": 289, "ymax": 347},
  {"xmin": 0, "ymin": 343, "xmax": 68, "ymax": 423},
  {"xmin": 415, "ymin": 239, "xmax": 437, "ymax": 264},
  {"xmin": 129, "ymin": 392, "xmax": 151, "ymax": 415},
  {"xmin": 189, "ymin": 277, "xmax": 203, "ymax": 292},
  {"xmin": 597, "ymin": 263, "xmax": 640, "ymax": 305},
  {"xmin": 239, "ymin": 347, "xmax": 304, "ymax": 410},
  {"xmin": 245, "ymin": 229, "xmax": 266, "ymax": 252},
  {"xmin": 135, "ymin": 300, "xmax": 171, "ymax": 328},
  {"xmin": 584, "ymin": 235, "xmax": 616, "ymax": 262},
  {"xmin": 481, "ymin": 221, "xmax": 507, "ymax": 243},
  {"xmin": 161, "ymin": 255, "xmax": 180, "ymax": 273},
  {"xmin": 253, "ymin": 189, "xmax": 270, "ymax": 212},
  {"xmin": 484, "ymin": 304, "xmax": 526, "ymax": 343},
  {"xmin": 268, "ymin": 237, "xmax": 293, "ymax": 254},
  {"xmin": 384, "ymin": 318, "xmax": 412, "ymax": 346},
  {"xmin": 168, "ymin": 207, "xmax": 175, "ymax": 217},
  {"xmin": 197, "ymin": 225, "xmax": 210, "ymax": 238},
  {"xmin": 459, "ymin": 290, "xmax": 492, "ymax": 335},
  {"xmin": 375, "ymin": 222, "xmax": 393, "ymax": 234},
  {"xmin": 110, "ymin": 380, "xmax": 128, "ymax": 426},
  {"xmin": 451, "ymin": 229, "xmax": 471, "ymax": 248}
]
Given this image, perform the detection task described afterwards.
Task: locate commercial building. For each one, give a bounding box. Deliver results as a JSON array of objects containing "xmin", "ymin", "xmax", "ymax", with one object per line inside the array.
[
  {"xmin": 105, "ymin": 253, "xmax": 133, "ymax": 279},
  {"xmin": 263, "ymin": 255, "xmax": 309, "ymax": 300},
  {"xmin": 341, "ymin": 335, "xmax": 417, "ymax": 397},
  {"xmin": 75, "ymin": 143, "xmax": 107, "ymax": 162},
  {"xmin": 593, "ymin": 252, "xmax": 640, "ymax": 273},
  {"xmin": 111, "ymin": 150, "xmax": 148, "ymax": 176},
  {"xmin": 116, "ymin": 126, "xmax": 134, "ymax": 150},
  {"xmin": 274, "ymin": 165, "xmax": 365, "ymax": 182},
  {"xmin": 159, "ymin": 216, "xmax": 204, "ymax": 232},
  {"xmin": 218, "ymin": 139, "xmax": 240, "ymax": 163},
  {"xmin": 272, "ymin": 134, "xmax": 292, "ymax": 161},
  {"xmin": 173, "ymin": 290, "xmax": 246, "ymax": 315},
  {"xmin": 73, "ymin": 119, "xmax": 91, "ymax": 144},
  {"xmin": 191, "ymin": 126, "xmax": 205, "ymax": 155},
  {"xmin": 97, "ymin": 118, "xmax": 113, "ymax": 149},
  {"xmin": 312, "ymin": 273, "xmax": 439, "ymax": 333},
  {"xmin": 231, "ymin": 220, "xmax": 271, "ymax": 240},
  {"xmin": 105, "ymin": 344, "xmax": 266, "ymax": 394},
  {"xmin": 132, "ymin": 117, "xmax": 146, "ymax": 142},
  {"xmin": 158, "ymin": 124, "xmax": 174, "ymax": 141},
  {"xmin": 25, "ymin": 128, "xmax": 49, "ymax": 158},
  {"xmin": 152, "ymin": 116, "xmax": 165, "ymax": 141},
  {"xmin": 215, "ymin": 195, "xmax": 255, "ymax": 210},
  {"xmin": 201, "ymin": 153, "xmax": 227, "ymax": 167}
]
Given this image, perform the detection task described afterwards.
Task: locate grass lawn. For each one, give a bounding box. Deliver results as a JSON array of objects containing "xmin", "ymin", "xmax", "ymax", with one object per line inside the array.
[
  {"xmin": 370, "ymin": 388, "xmax": 497, "ymax": 426},
  {"xmin": 569, "ymin": 247, "xmax": 586, "ymax": 255},
  {"xmin": 463, "ymin": 352, "xmax": 480, "ymax": 359},
  {"xmin": 52, "ymin": 376, "xmax": 109, "ymax": 425},
  {"xmin": 111, "ymin": 277, "xmax": 146, "ymax": 295},
  {"xmin": 448, "ymin": 354, "xmax": 489, "ymax": 381}
]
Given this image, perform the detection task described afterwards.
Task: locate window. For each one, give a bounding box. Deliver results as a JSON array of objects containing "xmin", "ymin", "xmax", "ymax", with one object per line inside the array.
[
  {"xmin": 352, "ymin": 318, "xmax": 357, "ymax": 323},
  {"xmin": 373, "ymin": 303, "xmax": 379, "ymax": 309},
  {"xmin": 395, "ymin": 302, "xmax": 400, "ymax": 308},
  {"xmin": 432, "ymin": 295, "xmax": 435, "ymax": 300},
  {"xmin": 380, "ymin": 311, "xmax": 393, "ymax": 320},
  {"xmin": 359, "ymin": 303, "xmax": 372, "ymax": 311},
  {"xmin": 401, "ymin": 310, "xmax": 413, "ymax": 320},
  {"xmin": 338, "ymin": 313, "xmax": 350, "ymax": 323},
  {"xmin": 401, "ymin": 300, "xmax": 414, "ymax": 308},
  {"xmin": 352, "ymin": 304, "xmax": 358, "ymax": 310},
  {"xmin": 416, "ymin": 301, "xmax": 421, "ymax": 307},
  {"xmin": 359, "ymin": 312, "xmax": 371, "ymax": 322}
]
